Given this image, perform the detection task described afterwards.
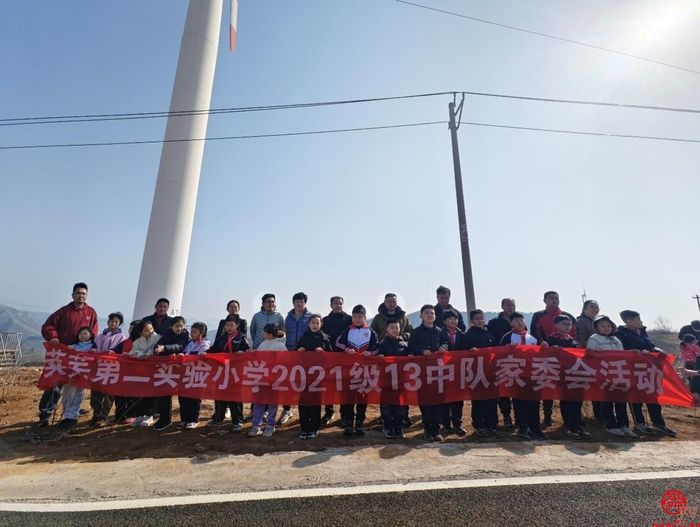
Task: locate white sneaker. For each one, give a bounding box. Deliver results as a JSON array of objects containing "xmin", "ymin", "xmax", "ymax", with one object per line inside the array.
[
  {"xmin": 607, "ymin": 428, "xmax": 625, "ymax": 437},
  {"xmin": 621, "ymin": 427, "xmax": 639, "ymax": 438},
  {"xmin": 131, "ymin": 415, "xmax": 146, "ymax": 427},
  {"xmin": 139, "ymin": 416, "xmax": 155, "ymax": 427},
  {"xmin": 232, "ymin": 422, "xmax": 243, "ymax": 432},
  {"xmin": 225, "ymin": 408, "xmax": 231, "ymax": 419},
  {"xmin": 185, "ymin": 422, "xmax": 199, "ymax": 430},
  {"xmin": 278, "ymin": 409, "xmax": 293, "ymax": 425},
  {"xmin": 247, "ymin": 426, "xmax": 262, "ymax": 437},
  {"xmin": 263, "ymin": 425, "xmax": 275, "ymax": 438}
]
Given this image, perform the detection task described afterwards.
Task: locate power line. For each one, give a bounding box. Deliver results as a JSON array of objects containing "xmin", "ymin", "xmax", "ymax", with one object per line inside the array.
[
  {"xmin": 0, "ymin": 92, "xmax": 453, "ymax": 127},
  {"xmin": 394, "ymin": 0, "xmax": 700, "ymax": 75},
  {"xmin": 459, "ymin": 121, "xmax": 700, "ymax": 144},
  {"xmin": 2, "ymin": 118, "xmax": 699, "ymax": 151},
  {"xmin": 0, "ymin": 121, "xmax": 447, "ymax": 150},
  {"xmin": 2, "ymin": 90, "xmax": 700, "ymax": 129}
]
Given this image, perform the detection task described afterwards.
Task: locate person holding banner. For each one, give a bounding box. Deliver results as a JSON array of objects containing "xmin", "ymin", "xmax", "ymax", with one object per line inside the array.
[
  {"xmin": 56, "ymin": 326, "xmax": 96, "ymax": 429},
  {"xmin": 38, "ymin": 282, "xmax": 99, "ymax": 426},
  {"xmin": 615, "ymin": 310, "xmax": 677, "ymax": 437},
  {"xmin": 377, "ymin": 319, "xmax": 410, "ymax": 439},
  {"xmin": 90, "ymin": 312, "xmax": 128, "ymax": 426},
  {"xmin": 463, "ymin": 309, "xmax": 498, "ymax": 438},
  {"xmin": 249, "ymin": 324, "xmax": 287, "ymax": 438},
  {"xmin": 128, "ymin": 321, "xmax": 161, "ymax": 427},
  {"xmin": 321, "ymin": 296, "xmax": 352, "ymax": 426},
  {"xmin": 408, "ymin": 305, "xmax": 449, "ymax": 442},
  {"xmin": 178, "ymin": 322, "xmax": 210, "ymax": 429},
  {"xmin": 488, "ymin": 298, "xmax": 516, "ymax": 429},
  {"xmin": 442, "ymin": 310, "xmax": 468, "ymax": 437},
  {"xmin": 152, "ymin": 316, "xmax": 190, "ymax": 431},
  {"xmin": 335, "ymin": 305, "xmax": 379, "ymax": 436}
]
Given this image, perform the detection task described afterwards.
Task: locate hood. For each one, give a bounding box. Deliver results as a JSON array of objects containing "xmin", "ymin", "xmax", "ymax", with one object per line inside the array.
[{"xmin": 377, "ymin": 304, "xmax": 406, "ymax": 319}]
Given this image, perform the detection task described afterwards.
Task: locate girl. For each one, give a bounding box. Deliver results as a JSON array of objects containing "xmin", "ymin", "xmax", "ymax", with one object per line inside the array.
[
  {"xmin": 178, "ymin": 322, "xmax": 210, "ymax": 429},
  {"xmin": 128, "ymin": 321, "xmax": 161, "ymax": 427},
  {"xmin": 680, "ymin": 334, "xmax": 700, "ymax": 371},
  {"xmin": 113, "ymin": 319, "xmax": 142, "ymax": 424},
  {"xmin": 90, "ymin": 312, "xmax": 127, "ymax": 426},
  {"xmin": 296, "ymin": 314, "xmax": 332, "ymax": 440},
  {"xmin": 152, "ymin": 316, "xmax": 190, "ymax": 431},
  {"xmin": 248, "ymin": 323, "xmax": 287, "ymax": 438},
  {"xmin": 586, "ymin": 315, "xmax": 637, "ymax": 439},
  {"xmin": 57, "ymin": 327, "xmax": 95, "ymax": 430}
]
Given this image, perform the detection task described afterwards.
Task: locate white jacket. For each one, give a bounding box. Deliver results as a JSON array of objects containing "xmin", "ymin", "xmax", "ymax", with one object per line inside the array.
[
  {"xmin": 586, "ymin": 333, "xmax": 624, "ymax": 351},
  {"xmin": 256, "ymin": 337, "xmax": 287, "ymax": 351},
  {"xmin": 129, "ymin": 333, "xmax": 162, "ymax": 358}
]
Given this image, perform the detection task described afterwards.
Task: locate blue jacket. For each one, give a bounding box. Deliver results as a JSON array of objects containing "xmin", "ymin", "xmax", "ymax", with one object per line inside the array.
[
  {"xmin": 249, "ymin": 310, "xmax": 285, "ymax": 349},
  {"xmin": 285, "ymin": 309, "xmax": 313, "ymax": 350}
]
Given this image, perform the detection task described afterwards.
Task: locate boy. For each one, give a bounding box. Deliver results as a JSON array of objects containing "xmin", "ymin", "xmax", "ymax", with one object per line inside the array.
[
  {"xmin": 377, "ymin": 319, "xmax": 409, "ymax": 438},
  {"xmin": 546, "ymin": 316, "xmax": 590, "ymax": 440},
  {"xmin": 441, "ymin": 310, "xmax": 468, "ymax": 437},
  {"xmin": 296, "ymin": 314, "xmax": 333, "ymax": 439},
  {"xmin": 463, "ymin": 309, "xmax": 498, "ymax": 437},
  {"xmin": 615, "ymin": 310, "xmax": 676, "ymax": 437},
  {"xmin": 335, "ymin": 305, "xmax": 379, "ymax": 436},
  {"xmin": 209, "ymin": 315, "xmax": 250, "ymax": 431},
  {"xmin": 408, "ymin": 304, "xmax": 449, "ymax": 442},
  {"xmin": 500, "ymin": 312, "xmax": 546, "ymax": 440}
]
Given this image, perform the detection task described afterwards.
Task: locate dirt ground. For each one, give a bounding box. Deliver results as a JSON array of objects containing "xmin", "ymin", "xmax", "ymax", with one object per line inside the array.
[{"xmin": 1, "ymin": 368, "xmax": 698, "ymax": 464}]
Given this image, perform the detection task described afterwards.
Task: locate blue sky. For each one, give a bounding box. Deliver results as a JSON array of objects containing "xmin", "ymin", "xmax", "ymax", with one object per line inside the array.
[{"xmin": 1, "ymin": 0, "xmax": 699, "ymax": 330}]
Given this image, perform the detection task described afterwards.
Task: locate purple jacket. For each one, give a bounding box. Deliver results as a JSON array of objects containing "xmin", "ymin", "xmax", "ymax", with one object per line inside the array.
[
  {"xmin": 183, "ymin": 339, "xmax": 211, "ymax": 355},
  {"xmin": 94, "ymin": 328, "xmax": 127, "ymax": 352}
]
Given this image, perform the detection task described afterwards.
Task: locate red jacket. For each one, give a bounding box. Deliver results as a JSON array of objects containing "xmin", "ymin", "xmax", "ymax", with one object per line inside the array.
[
  {"xmin": 41, "ymin": 302, "xmax": 99, "ymax": 345},
  {"xmin": 530, "ymin": 307, "xmax": 576, "ymax": 343}
]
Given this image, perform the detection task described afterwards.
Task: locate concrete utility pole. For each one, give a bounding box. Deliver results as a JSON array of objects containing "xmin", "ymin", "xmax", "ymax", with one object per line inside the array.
[
  {"xmin": 133, "ymin": 0, "xmax": 223, "ymax": 318},
  {"xmin": 447, "ymin": 93, "xmax": 476, "ymax": 313}
]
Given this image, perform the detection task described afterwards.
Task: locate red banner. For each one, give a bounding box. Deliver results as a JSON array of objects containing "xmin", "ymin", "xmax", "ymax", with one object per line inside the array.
[{"xmin": 37, "ymin": 343, "xmax": 696, "ymax": 407}]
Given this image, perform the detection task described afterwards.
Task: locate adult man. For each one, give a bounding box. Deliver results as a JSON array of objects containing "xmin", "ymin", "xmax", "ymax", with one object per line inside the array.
[
  {"xmin": 38, "ymin": 282, "xmax": 99, "ymax": 426},
  {"xmin": 487, "ymin": 297, "xmax": 517, "ymax": 428},
  {"xmin": 615, "ymin": 310, "xmax": 676, "ymax": 437},
  {"xmin": 434, "ymin": 285, "xmax": 466, "ymax": 331},
  {"xmin": 371, "ymin": 293, "xmax": 413, "ymax": 341},
  {"xmin": 141, "ymin": 298, "xmax": 173, "ymax": 336},
  {"xmin": 678, "ymin": 320, "xmax": 700, "ymax": 342},
  {"xmin": 530, "ymin": 291, "xmax": 576, "ymax": 428},
  {"xmin": 321, "ymin": 296, "xmax": 352, "ymax": 425},
  {"xmin": 281, "ymin": 292, "xmax": 313, "ymax": 425},
  {"xmin": 249, "ymin": 293, "xmax": 285, "ymax": 349}
]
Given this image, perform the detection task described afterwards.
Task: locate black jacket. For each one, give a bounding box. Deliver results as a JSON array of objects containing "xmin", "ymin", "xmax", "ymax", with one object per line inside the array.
[
  {"xmin": 156, "ymin": 328, "xmax": 191, "ymax": 355},
  {"xmin": 546, "ymin": 334, "xmax": 580, "ymax": 348},
  {"xmin": 378, "ymin": 336, "xmax": 409, "ymax": 357},
  {"xmin": 434, "ymin": 303, "xmax": 466, "ymax": 331},
  {"xmin": 298, "ymin": 330, "xmax": 333, "ymax": 352},
  {"xmin": 142, "ymin": 314, "xmax": 174, "ymax": 336},
  {"xmin": 408, "ymin": 324, "xmax": 448, "ymax": 355},
  {"xmin": 210, "ymin": 332, "xmax": 250, "ymax": 353},
  {"xmin": 322, "ymin": 311, "xmax": 353, "ymax": 344},
  {"xmin": 615, "ymin": 326, "xmax": 656, "ymax": 352},
  {"xmin": 487, "ymin": 314, "xmax": 512, "ymax": 345},
  {"xmin": 444, "ymin": 328, "xmax": 468, "ymax": 351},
  {"xmin": 215, "ymin": 316, "xmax": 248, "ymax": 341},
  {"xmin": 463, "ymin": 327, "xmax": 497, "ymax": 349}
]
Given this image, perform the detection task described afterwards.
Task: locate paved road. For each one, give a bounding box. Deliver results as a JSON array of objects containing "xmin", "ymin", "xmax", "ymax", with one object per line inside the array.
[{"xmin": 2, "ymin": 477, "xmax": 698, "ymax": 527}]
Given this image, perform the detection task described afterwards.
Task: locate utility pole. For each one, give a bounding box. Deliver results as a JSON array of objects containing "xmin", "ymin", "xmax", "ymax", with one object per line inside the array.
[
  {"xmin": 693, "ymin": 294, "xmax": 700, "ymax": 313},
  {"xmin": 133, "ymin": 0, "xmax": 223, "ymax": 319},
  {"xmin": 448, "ymin": 93, "xmax": 476, "ymax": 313}
]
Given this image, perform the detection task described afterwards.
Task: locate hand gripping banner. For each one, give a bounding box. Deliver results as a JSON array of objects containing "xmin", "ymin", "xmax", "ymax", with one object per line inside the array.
[{"xmin": 37, "ymin": 343, "xmax": 696, "ymax": 407}]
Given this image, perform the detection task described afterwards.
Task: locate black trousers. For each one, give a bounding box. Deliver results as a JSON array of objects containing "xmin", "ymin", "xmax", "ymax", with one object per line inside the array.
[
  {"xmin": 380, "ymin": 405, "xmax": 406, "ymax": 432},
  {"xmin": 602, "ymin": 402, "xmax": 629, "ymax": 429},
  {"xmin": 630, "ymin": 402, "xmax": 665, "ymax": 427},
  {"xmin": 513, "ymin": 399, "xmax": 540, "ymax": 429},
  {"xmin": 298, "ymin": 405, "xmax": 321, "ymax": 433},
  {"xmin": 324, "ymin": 405, "xmax": 334, "ymax": 415},
  {"xmin": 90, "ymin": 391, "xmax": 113, "ymax": 420},
  {"xmin": 419, "ymin": 404, "xmax": 445, "ymax": 435},
  {"xmin": 179, "ymin": 397, "xmax": 201, "ymax": 423},
  {"xmin": 215, "ymin": 400, "xmax": 243, "ymax": 424},
  {"xmin": 39, "ymin": 386, "xmax": 62, "ymax": 418},
  {"xmin": 472, "ymin": 399, "xmax": 498, "ymax": 429},
  {"xmin": 340, "ymin": 404, "xmax": 366, "ymax": 424},
  {"xmin": 560, "ymin": 400, "xmax": 582, "ymax": 431},
  {"xmin": 442, "ymin": 401, "xmax": 464, "ymax": 427},
  {"xmin": 542, "ymin": 399, "xmax": 553, "ymax": 419},
  {"xmin": 132, "ymin": 397, "xmax": 157, "ymax": 417},
  {"xmin": 156, "ymin": 396, "xmax": 172, "ymax": 424},
  {"xmin": 592, "ymin": 401, "xmax": 604, "ymax": 421},
  {"xmin": 498, "ymin": 397, "xmax": 512, "ymax": 422}
]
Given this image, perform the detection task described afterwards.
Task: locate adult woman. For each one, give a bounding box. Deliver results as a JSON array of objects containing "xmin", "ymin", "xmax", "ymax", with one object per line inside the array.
[{"xmin": 215, "ymin": 299, "xmax": 248, "ymax": 340}]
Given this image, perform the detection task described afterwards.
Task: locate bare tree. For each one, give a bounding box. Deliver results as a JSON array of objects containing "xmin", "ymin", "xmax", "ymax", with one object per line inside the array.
[{"xmin": 653, "ymin": 316, "xmax": 674, "ymax": 333}]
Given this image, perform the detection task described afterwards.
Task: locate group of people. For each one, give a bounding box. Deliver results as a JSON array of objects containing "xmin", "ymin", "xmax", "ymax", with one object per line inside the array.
[{"xmin": 37, "ymin": 282, "xmax": 699, "ymax": 443}]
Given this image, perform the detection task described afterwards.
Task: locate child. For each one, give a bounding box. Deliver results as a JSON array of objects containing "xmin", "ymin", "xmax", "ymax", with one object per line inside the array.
[
  {"xmin": 209, "ymin": 316, "xmax": 249, "ymax": 431},
  {"xmin": 686, "ymin": 356, "xmax": 700, "ymax": 405},
  {"xmin": 441, "ymin": 310, "xmax": 468, "ymax": 437},
  {"xmin": 152, "ymin": 316, "xmax": 190, "ymax": 431},
  {"xmin": 57, "ymin": 326, "xmax": 95, "ymax": 429},
  {"xmin": 335, "ymin": 305, "xmax": 379, "ymax": 436},
  {"xmin": 249, "ymin": 323, "xmax": 287, "ymax": 438},
  {"xmin": 500, "ymin": 312, "xmax": 546, "ymax": 440},
  {"xmin": 90, "ymin": 312, "xmax": 127, "ymax": 426},
  {"xmin": 586, "ymin": 315, "xmax": 637, "ymax": 438},
  {"xmin": 178, "ymin": 322, "xmax": 210, "ymax": 429},
  {"xmin": 546, "ymin": 315, "xmax": 590, "ymax": 440},
  {"xmin": 113, "ymin": 320, "xmax": 141, "ymax": 424},
  {"xmin": 680, "ymin": 334, "xmax": 700, "ymax": 370},
  {"xmin": 128, "ymin": 321, "xmax": 161, "ymax": 427},
  {"xmin": 408, "ymin": 304, "xmax": 449, "ymax": 442},
  {"xmin": 296, "ymin": 314, "xmax": 333, "ymax": 439},
  {"xmin": 377, "ymin": 319, "xmax": 409, "ymax": 439},
  {"xmin": 463, "ymin": 309, "xmax": 498, "ymax": 438}
]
